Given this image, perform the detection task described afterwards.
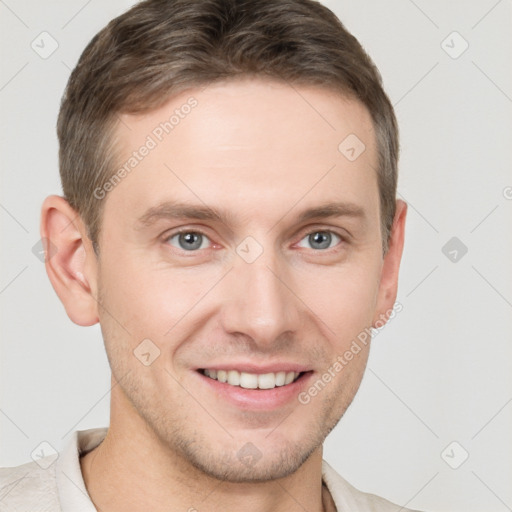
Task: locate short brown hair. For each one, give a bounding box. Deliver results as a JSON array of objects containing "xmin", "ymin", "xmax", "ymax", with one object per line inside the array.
[{"xmin": 57, "ymin": 0, "xmax": 399, "ymax": 254}]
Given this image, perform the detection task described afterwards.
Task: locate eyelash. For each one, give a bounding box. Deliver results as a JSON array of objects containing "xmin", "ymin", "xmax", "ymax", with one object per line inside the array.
[{"xmin": 163, "ymin": 227, "xmax": 346, "ymax": 254}]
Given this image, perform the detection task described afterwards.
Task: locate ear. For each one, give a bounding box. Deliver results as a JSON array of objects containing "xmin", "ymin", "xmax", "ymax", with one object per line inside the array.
[
  {"xmin": 40, "ymin": 195, "xmax": 99, "ymax": 326},
  {"xmin": 372, "ymin": 199, "xmax": 407, "ymax": 327}
]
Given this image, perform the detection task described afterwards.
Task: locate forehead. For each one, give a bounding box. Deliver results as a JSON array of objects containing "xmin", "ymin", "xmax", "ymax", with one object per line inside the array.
[{"xmin": 105, "ymin": 78, "xmax": 379, "ymax": 230}]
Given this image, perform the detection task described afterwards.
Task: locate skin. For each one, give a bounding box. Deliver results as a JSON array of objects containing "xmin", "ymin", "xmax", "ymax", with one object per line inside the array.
[{"xmin": 41, "ymin": 78, "xmax": 407, "ymax": 512}]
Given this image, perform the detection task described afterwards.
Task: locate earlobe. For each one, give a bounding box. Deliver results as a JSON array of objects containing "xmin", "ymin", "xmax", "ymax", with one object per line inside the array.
[
  {"xmin": 372, "ymin": 199, "xmax": 407, "ymax": 328},
  {"xmin": 40, "ymin": 195, "xmax": 99, "ymax": 326}
]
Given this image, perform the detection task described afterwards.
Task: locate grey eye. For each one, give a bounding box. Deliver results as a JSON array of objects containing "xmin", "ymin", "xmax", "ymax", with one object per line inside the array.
[
  {"xmin": 168, "ymin": 232, "xmax": 210, "ymax": 251},
  {"xmin": 297, "ymin": 231, "xmax": 340, "ymax": 250}
]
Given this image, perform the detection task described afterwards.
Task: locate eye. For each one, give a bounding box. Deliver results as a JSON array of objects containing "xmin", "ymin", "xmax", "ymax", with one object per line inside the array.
[
  {"xmin": 166, "ymin": 231, "xmax": 212, "ymax": 251},
  {"xmin": 297, "ymin": 230, "xmax": 342, "ymax": 251}
]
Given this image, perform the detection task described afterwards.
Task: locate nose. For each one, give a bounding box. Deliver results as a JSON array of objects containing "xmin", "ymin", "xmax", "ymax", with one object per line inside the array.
[{"xmin": 219, "ymin": 249, "xmax": 302, "ymax": 348}]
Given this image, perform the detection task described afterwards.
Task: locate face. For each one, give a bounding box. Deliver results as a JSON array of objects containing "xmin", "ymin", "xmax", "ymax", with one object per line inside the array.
[{"xmin": 94, "ymin": 78, "xmax": 392, "ymax": 482}]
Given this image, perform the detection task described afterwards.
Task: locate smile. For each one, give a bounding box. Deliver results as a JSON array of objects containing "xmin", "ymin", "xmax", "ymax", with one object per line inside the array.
[{"xmin": 199, "ymin": 369, "xmax": 303, "ymax": 390}]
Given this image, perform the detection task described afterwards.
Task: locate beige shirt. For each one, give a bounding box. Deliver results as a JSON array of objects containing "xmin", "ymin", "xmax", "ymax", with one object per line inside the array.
[{"xmin": 0, "ymin": 428, "xmax": 422, "ymax": 511}]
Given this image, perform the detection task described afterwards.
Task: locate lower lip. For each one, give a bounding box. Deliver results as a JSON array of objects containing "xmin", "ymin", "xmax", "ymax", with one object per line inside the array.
[{"xmin": 195, "ymin": 371, "xmax": 314, "ymax": 411}]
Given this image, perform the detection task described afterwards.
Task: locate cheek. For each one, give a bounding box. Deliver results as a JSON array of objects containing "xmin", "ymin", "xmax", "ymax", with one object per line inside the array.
[
  {"xmin": 98, "ymin": 253, "xmax": 224, "ymax": 341},
  {"xmin": 295, "ymin": 259, "xmax": 381, "ymax": 342},
  {"xmin": 96, "ymin": 251, "xmax": 167, "ymax": 343}
]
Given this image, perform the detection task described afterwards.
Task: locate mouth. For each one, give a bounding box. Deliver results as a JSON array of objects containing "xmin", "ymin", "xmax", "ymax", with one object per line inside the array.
[{"xmin": 198, "ymin": 368, "xmax": 307, "ymax": 390}]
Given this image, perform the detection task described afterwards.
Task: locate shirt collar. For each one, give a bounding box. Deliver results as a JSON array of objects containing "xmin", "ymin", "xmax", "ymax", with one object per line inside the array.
[{"xmin": 55, "ymin": 427, "xmax": 107, "ymax": 511}]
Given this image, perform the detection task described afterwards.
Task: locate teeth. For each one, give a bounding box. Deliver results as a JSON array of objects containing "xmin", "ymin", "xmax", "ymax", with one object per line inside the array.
[
  {"xmin": 202, "ymin": 369, "xmax": 301, "ymax": 389},
  {"xmin": 227, "ymin": 370, "xmax": 240, "ymax": 386},
  {"xmin": 284, "ymin": 371, "xmax": 295, "ymax": 385},
  {"xmin": 258, "ymin": 373, "xmax": 276, "ymax": 389},
  {"xmin": 240, "ymin": 372, "xmax": 258, "ymax": 389},
  {"xmin": 275, "ymin": 371, "xmax": 286, "ymax": 386}
]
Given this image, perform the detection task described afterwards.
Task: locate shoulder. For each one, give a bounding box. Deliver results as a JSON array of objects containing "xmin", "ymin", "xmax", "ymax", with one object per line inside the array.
[
  {"xmin": 0, "ymin": 457, "xmax": 61, "ymax": 511},
  {"xmin": 322, "ymin": 460, "xmax": 424, "ymax": 512}
]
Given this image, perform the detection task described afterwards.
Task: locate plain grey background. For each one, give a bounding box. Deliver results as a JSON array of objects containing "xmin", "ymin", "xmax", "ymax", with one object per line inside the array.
[{"xmin": 1, "ymin": 1, "xmax": 511, "ymax": 511}]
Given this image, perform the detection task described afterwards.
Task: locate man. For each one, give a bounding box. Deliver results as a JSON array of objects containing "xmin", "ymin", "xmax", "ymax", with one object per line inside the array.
[{"xmin": 0, "ymin": 0, "xmax": 417, "ymax": 510}]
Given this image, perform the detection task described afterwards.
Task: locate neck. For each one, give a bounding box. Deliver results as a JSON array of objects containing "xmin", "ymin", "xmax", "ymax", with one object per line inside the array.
[{"xmin": 80, "ymin": 386, "xmax": 334, "ymax": 512}]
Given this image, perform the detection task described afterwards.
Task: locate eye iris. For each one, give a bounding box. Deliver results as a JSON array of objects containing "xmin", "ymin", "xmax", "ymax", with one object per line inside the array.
[
  {"xmin": 179, "ymin": 232, "xmax": 202, "ymax": 250},
  {"xmin": 309, "ymin": 231, "xmax": 331, "ymax": 250}
]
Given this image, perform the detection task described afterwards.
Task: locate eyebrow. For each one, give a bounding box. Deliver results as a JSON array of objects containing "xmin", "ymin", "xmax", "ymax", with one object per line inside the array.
[
  {"xmin": 294, "ymin": 202, "xmax": 366, "ymax": 224},
  {"xmin": 136, "ymin": 200, "xmax": 366, "ymax": 230},
  {"xmin": 137, "ymin": 202, "xmax": 237, "ymax": 228}
]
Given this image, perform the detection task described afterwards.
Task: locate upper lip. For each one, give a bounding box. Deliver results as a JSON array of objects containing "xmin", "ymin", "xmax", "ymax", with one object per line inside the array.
[{"xmin": 197, "ymin": 362, "xmax": 312, "ymax": 374}]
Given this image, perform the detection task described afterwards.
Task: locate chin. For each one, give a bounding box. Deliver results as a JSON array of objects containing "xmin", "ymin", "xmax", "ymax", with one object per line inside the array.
[{"xmin": 182, "ymin": 440, "xmax": 320, "ymax": 483}]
